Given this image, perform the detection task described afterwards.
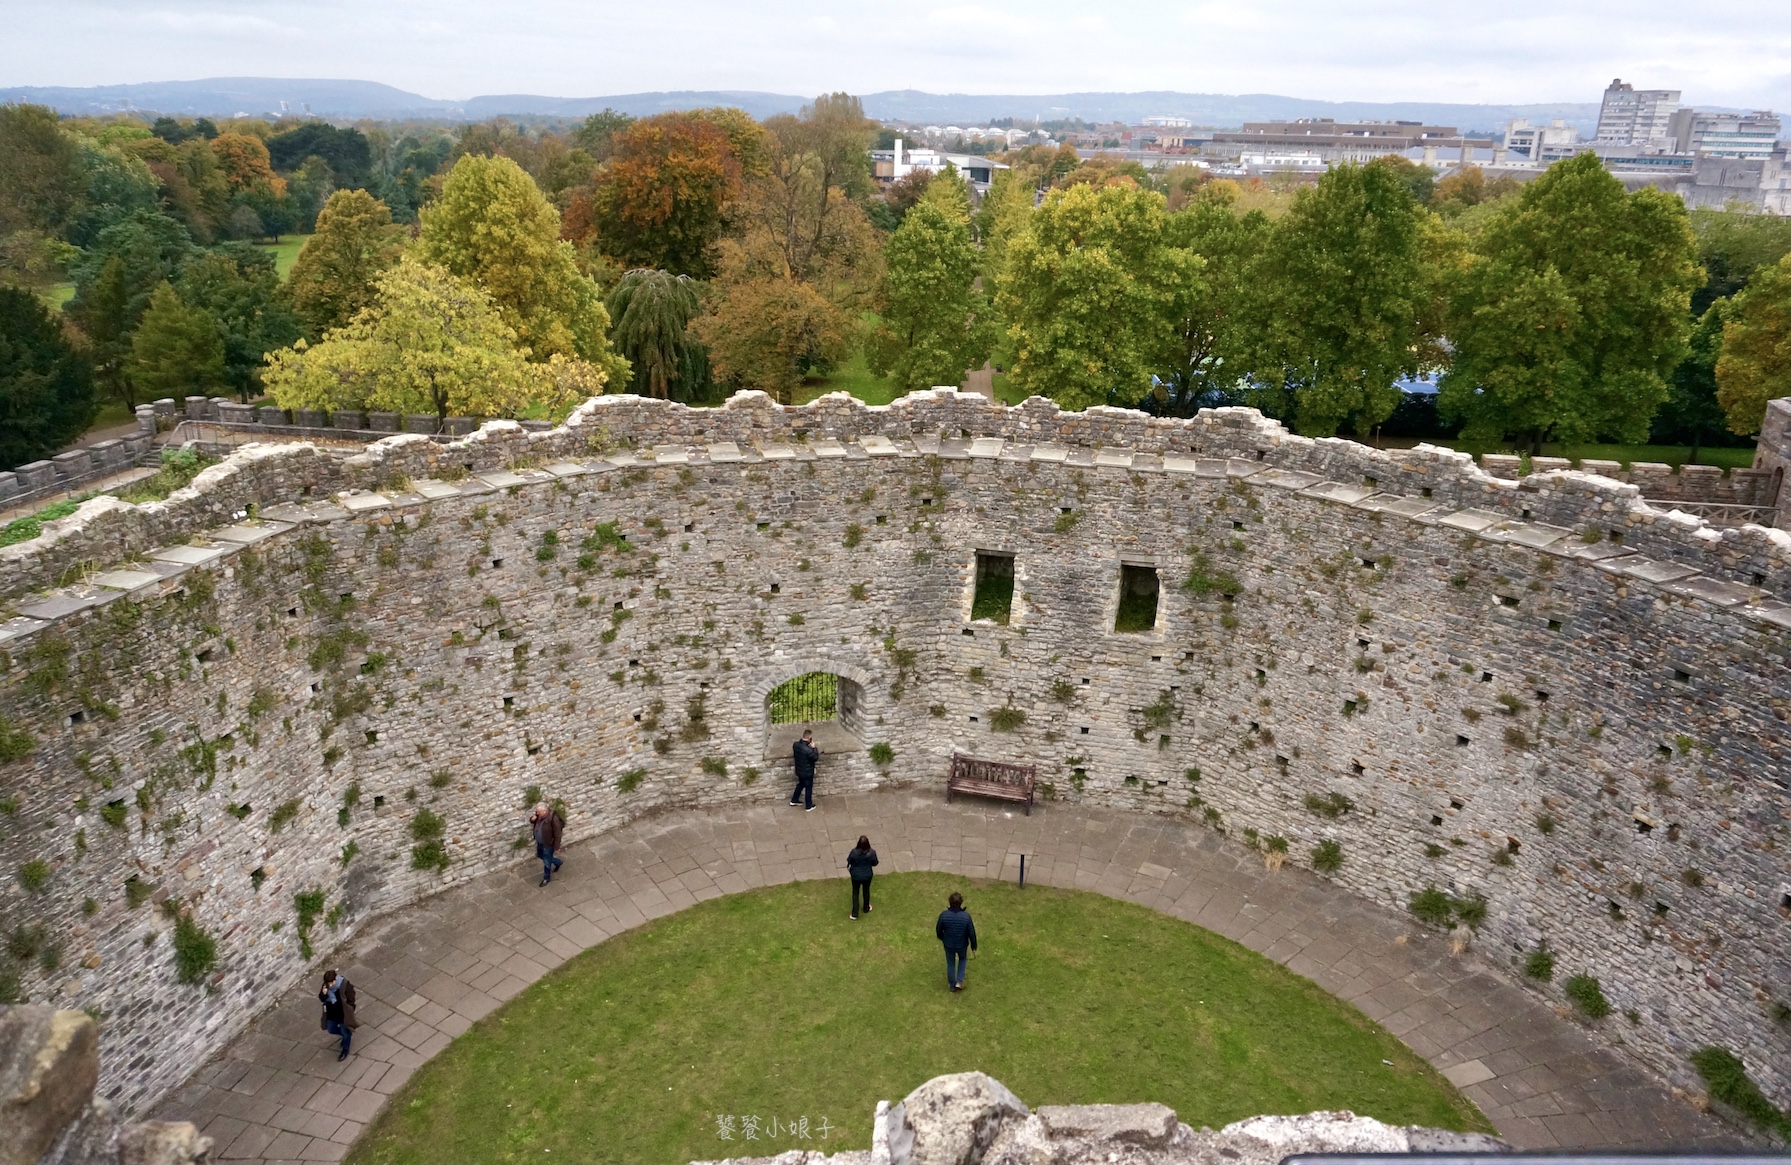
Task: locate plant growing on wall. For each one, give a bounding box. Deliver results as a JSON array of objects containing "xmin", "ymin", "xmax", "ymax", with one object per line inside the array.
[
  {"xmin": 409, "ymin": 809, "xmax": 449, "ymax": 872},
  {"xmin": 1310, "ymin": 839, "xmax": 1343, "ymax": 874},
  {"xmin": 868, "ymin": 743, "xmax": 895, "ymax": 766},
  {"xmin": 294, "ymin": 889, "xmax": 326, "ymax": 960},
  {"xmin": 1303, "ymin": 791, "xmax": 1355, "ymax": 819},
  {"xmin": 988, "ymin": 704, "xmax": 1026, "ymax": 733},
  {"xmin": 1524, "ymin": 943, "xmax": 1555, "ymax": 981},
  {"xmin": 617, "ymin": 768, "xmax": 646, "ymax": 794},
  {"xmin": 1691, "ymin": 1046, "xmax": 1791, "ymax": 1138},
  {"xmin": 172, "ymin": 911, "xmax": 218, "ymax": 984},
  {"xmin": 1564, "ymin": 973, "xmax": 1612, "ymax": 1019},
  {"xmin": 0, "ymin": 714, "xmax": 37, "ymax": 764}
]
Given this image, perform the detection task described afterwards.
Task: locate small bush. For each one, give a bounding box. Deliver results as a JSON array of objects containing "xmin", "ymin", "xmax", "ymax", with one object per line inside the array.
[
  {"xmin": 868, "ymin": 742, "xmax": 895, "ymax": 766},
  {"xmin": 125, "ymin": 876, "xmax": 155, "ymax": 909},
  {"xmin": 172, "ymin": 913, "xmax": 217, "ymax": 984},
  {"xmin": 1053, "ymin": 509, "xmax": 1081, "ymax": 534},
  {"xmin": 409, "ymin": 809, "xmax": 449, "ymax": 872},
  {"xmin": 429, "ymin": 769, "xmax": 453, "ymax": 789},
  {"xmin": 18, "ymin": 860, "xmax": 51, "ymax": 892},
  {"xmin": 617, "ymin": 768, "xmax": 646, "ymax": 794},
  {"xmin": 0, "ymin": 713, "xmax": 37, "ymax": 764},
  {"xmin": 100, "ymin": 801, "xmax": 128, "ymax": 829},
  {"xmin": 294, "ymin": 888, "xmax": 326, "ymax": 960},
  {"xmin": 1524, "ymin": 944, "xmax": 1555, "ymax": 981},
  {"xmin": 1303, "ymin": 791, "xmax": 1355, "ymax": 819},
  {"xmin": 1311, "ymin": 839, "xmax": 1343, "ymax": 874},
  {"xmin": 700, "ymin": 757, "xmax": 728, "ymax": 776},
  {"xmin": 988, "ymin": 705, "xmax": 1026, "ymax": 733},
  {"xmin": 268, "ymin": 799, "xmax": 302, "ymax": 833},
  {"xmin": 1409, "ymin": 885, "xmax": 1454, "ymax": 927},
  {"xmin": 741, "ymin": 767, "xmax": 760, "ymax": 786},
  {"xmin": 1690, "ymin": 1047, "xmax": 1791, "ymax": 1138},
  {"xmin": 1681, "ymin": 867, "xmax": 1704, "ymax": 887},
  {"xmin": 843, "ymin": 523, "xmax": 865, "ymax": 548},
  {"xmin": 1564, "ymin": 973, "xmax": 1612, "ymax": 1019}
]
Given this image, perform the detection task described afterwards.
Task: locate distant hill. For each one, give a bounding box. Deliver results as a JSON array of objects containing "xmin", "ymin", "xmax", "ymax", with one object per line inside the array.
[{"xmin": 0, "ymin": 76, "xmax": 1603, "ymax": 134}]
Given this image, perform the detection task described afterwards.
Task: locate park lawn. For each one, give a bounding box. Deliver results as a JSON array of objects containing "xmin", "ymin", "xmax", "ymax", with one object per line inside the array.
[
  {"xmin": 350, "ymin": 872, "xmax": 1490, "ymax": 1165},
  {"xmin": 794, "ymin": 351, "xmax": 908, "ymax": 406},
  {"xmin": 261, "ymin": 233, "xmax": 312, "ymax": 280}
]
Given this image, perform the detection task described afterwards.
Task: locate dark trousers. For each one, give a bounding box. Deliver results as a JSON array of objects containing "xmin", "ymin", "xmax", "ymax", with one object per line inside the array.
[
  {"xmin": 537, "ymin": 841, "xmax": 563, "ymax": 880},
  {"xmin": 789, "ymin": 774, "xmax": 814, "ymax": 808},
  {"xmin": 944, "ymin": 947, "xmax": 967, "ymax": 988},
  {"xmin": 852, "ymin": 877, "xmax": 872, "ymax": 917},
  {"xmin": 326, "ymin": 1018, "xmax": 351, "ymax": 1054}
]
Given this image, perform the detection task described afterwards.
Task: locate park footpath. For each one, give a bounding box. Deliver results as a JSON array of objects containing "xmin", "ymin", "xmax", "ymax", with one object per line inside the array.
[{"xmin": 154, "ymin": 788, "xmax": 1735, "ymax": 1163}]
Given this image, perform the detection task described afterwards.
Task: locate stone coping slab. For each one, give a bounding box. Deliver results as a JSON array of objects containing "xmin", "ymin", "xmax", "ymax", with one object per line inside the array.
[
  {"xmin": 0, "ymin": 616, "xmax": 49, "ymax": 645},
  {"xmin": 210, "ymin": 522, "xmax": 294, "ymax": 546},
  {"xmin": 336, "ymin": 493, "xmax": 391, "ymax": 514},
  {"xmin": 708, "ymin": 441, "xmax": 746, "ymax": 462},
  {"xmin": 1605, "ymin": 557, "xmax": 1702, "ymax": 585},
  {"xmin": 1657, "ymin": 575, "xmax": 1761, "ymax": 606},
  {"xmin": 151, "ymin": 545, "xmax": 227, "ymax": 568},
  {"xmin": 1494, "ymin": 523, "xmax": 1574, "ymax": 550},
  {"xmin": 1435, "ymin": 508, "xmax": 1507, "ymax": 533},
  {"xmin": 1093, "ymin": 448, "xmax": 1135, "ymax": 469},
  {"xmin": 968, "ymin": 437, "xmax": 1006, "ymax": 459},
  {"xmin": 650, "ymin": 445, "xmax": 690, "ymax": 464},
  {"xmin": 91, "ymin": 569, "xmax": 164, "ymax": 595},
  {"xmin": 1302, "ymin": 482, "xmax": 1378, "ymax": 506},
  {"xmin": 410, "ymin": 480, "xmax": 463, "ymax": 501},
  {"xmin": 474, "ymin": 470, "xmax": 530, "ymax": 489},
  {"xmin": 16, "ymin": 593, "xmax": 105, "ymax": 620},
  {"xmin": 1372, "ymin": 496, "xmax": 1445, "ymax": 519}
]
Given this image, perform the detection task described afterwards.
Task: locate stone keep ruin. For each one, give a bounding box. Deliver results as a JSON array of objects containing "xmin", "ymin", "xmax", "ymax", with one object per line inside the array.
[{"xmin": 0, "ymin": 390, "xmax": 1787, "ymax": 1124}]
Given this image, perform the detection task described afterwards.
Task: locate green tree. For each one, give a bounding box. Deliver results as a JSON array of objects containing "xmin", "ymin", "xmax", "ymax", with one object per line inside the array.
[
  {"xmin": 129, "ymin": 281, "xmax": 226, "ymax": 400},
  {"xmin": 0, "ymin": 286, "xmax": 96, "ymax": 468},
  {"xmin": 868, "ymin": 200, "xmax": 993, "ymax": 394},
  {"xmin": 1688, "ymin": 204, "xmax": 1791, "ymax": 313},
  {"xmin": 593, "ymin": 112, "xmax": 751, "ymax": 277},
  {"xmin": 974, "ymin": 164, "xmax": 1038, "ymax": 290},
  {"xmin": 66, "ymin": 209, "xmax": 196, "ymax": 406},
  {"xmin": 265, "ymin": 257, "xmax": 602, "ymax": 421},
  {"xmin": 1440, "ymin": 153, "xmax": 1703, "ymax": 450},
  {"xmin": 285, "ymin": 189, "xmax": 404, "ymax": 337},
  {"xmin": 572, "ymin": 109, "xmax": 635, "ymax": 162},
  {"xmin": 1149, "ymin": 196, "xmax": 1272, "ymax": 415},
  {"xmin": 604, "ymin": 269, "xmax": 708, "ymax": 401},
  {"xmin": 690, "ymin": 276, "xmax": 847, "ymax": 403},
  {"xmin": 415, "ymin": 154, "xmax": 624, "ymax": 385},
  {"xmin": 996, "ymin": 182, "xmax": 1183, "ymax": 411},
  {"xmin": 176, "ymin": 244, "xmax": 301, "ymax": 401},
  {"xmin": 1244, "ymin": 163, "xmax": 1433, "ymax": 436},
  {"xmin": 0, "ymin": 103, "xmax": 85, "ymax": 288},
  {"xmin": 1715, "ymin": 252, "xmax": 1791, "ymax": 435},
  {"xmin": 1654, "ymin": 304, "xmax": 1731, "ymax": 458}
]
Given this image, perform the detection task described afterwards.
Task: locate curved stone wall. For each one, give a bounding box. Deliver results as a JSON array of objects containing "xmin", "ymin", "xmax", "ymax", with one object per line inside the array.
[{"xmin": 0, "ymin": 391, "xmax": 1786, "ymax": 1118}]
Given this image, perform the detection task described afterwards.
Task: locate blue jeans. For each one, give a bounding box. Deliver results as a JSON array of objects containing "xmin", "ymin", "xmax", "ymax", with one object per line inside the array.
[
  {"xmin": 944, "ymin": 947, "xmax": 967, "ymax": 988},
  {"xmin": 326, "ymin": 1018, "xmax": 351, "ymax": 1054},
  {"xmin": 537, "ymin": 842, "xmax": 563, "ymax": 880}
]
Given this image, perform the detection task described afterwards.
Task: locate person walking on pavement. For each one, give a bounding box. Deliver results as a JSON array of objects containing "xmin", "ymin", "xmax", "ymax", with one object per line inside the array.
[
  {"xmin": 790, "ymin": 729, "xmax": 819, "ymax": 811},
  {"xmin": 318, "ymin": 968, "xmax": 358, "ymax": 1060},
  {"xmin": 847, "ymin": 835, "xmax": 878, "ymax": 919},
  {"xmin": 936, "ymin": 891, "xmax": 978, "ymax": 991},
  {"xmin": 531, "ymin": 801, "xmax": 565, "ymax": 887}
]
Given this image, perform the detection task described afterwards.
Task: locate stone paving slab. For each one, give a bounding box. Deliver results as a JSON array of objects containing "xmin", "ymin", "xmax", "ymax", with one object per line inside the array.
[{"xmin": 153, "ymin": 790, "xmax": 1737, "ymax": 1161}]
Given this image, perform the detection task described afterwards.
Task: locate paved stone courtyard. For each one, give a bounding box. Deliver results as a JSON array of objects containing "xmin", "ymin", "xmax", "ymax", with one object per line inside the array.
[{"xmin": 154, "ymin": 788, "xmax": 1737, "ymax": 1163}]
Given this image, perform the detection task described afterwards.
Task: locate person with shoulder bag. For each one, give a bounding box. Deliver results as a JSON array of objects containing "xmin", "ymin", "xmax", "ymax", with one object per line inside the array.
[{"xmin": 319, "ymin": 968, "xmax": 358, "ymax": 1061}]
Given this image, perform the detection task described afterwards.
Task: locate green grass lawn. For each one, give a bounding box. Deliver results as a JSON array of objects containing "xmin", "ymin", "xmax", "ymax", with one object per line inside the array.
[
  {"xmin": 261, "ymin": 234, "xmax": 312, "ymax": 280},
  {"xmin": 350, "ymin": 873, "xmax": 1489, "ymax": 1165},
  {"xmin": 793, "ymin": 351, "xmax": 908, "ymax": 406}
]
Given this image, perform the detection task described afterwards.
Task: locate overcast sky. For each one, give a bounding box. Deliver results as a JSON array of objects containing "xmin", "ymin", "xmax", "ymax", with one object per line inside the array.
[{"xmin": 5, "ymin": 0, "xmax": 1789, "ymax": 109}]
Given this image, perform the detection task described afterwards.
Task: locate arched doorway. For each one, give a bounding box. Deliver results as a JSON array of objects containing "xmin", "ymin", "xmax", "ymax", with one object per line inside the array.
[{"xmin": 762, "ymin": 669, "xmax": 866, "ymax": 761}]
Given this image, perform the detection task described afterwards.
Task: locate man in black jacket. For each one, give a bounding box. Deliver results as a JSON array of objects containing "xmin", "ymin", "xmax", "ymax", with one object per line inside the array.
[
  {"xmin": 789, "ymin": 729, "xmax": 819, "ymax": 811},
  {"xmin": 936, "ymin": 891, "xmax": 978, "ymax": 991}
]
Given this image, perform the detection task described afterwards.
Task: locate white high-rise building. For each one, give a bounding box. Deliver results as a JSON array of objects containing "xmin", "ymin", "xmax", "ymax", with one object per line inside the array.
[
  {"xmin": 1595, "ymin": 79, "xmax": 1681, "ymax": 146},
  {"xmin": 1670, "ymin": 109, "xmax": 1782, "ymax": 159}
]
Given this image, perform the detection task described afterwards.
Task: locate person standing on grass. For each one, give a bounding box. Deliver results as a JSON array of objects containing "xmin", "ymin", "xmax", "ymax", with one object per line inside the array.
[
  {"xmin": 318, "ymin": 968, "xmax": 358, "ymax": 1061},
  {"xmin": 790, "ymin": 729, "xmax": 819, "ymax": 811},
  {"xmin": 847, "ymin": 835, "xmax": 879, "ymax": 919},
  {"xmin": 936, "ymin": 891, "xmax": 978, "ymax": 991},
  {"xmin": 531, "ymin": 801, "xmax": 565, "ymax": 887}
]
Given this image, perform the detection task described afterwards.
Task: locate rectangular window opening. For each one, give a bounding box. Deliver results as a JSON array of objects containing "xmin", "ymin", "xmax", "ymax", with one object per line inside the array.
[
  {"xmin": 971, "ymin": 552, "xmax": 1015, "ymax": 624},
  {"xmin": 1673, "ymin": 669, "xmax": 1691, "ymax": 684},
  {"xmin": 1115, "ymin": 564, "xmax": 1159, "ymax": 633}
]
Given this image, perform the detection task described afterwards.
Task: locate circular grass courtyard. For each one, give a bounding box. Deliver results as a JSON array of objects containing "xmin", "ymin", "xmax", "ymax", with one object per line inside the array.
[{"xmin": 350, "ymin": 872, "xmax": 1492, "ymax": 1164}]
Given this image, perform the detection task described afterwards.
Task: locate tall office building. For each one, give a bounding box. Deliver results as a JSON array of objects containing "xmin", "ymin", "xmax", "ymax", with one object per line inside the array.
[
  {"xmin": 1670, "ymin": 109, "xmax": 1782, "ymax": 159},
  {"xmin": 1596, "ymin": 79, "xmax": 1681, "ymax": 146}
]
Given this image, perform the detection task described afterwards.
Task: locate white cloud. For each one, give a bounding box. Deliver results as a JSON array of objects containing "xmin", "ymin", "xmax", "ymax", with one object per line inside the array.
[{"xmin": 2, "ymin": 0, "xmax": 1787, "ymax": 111}]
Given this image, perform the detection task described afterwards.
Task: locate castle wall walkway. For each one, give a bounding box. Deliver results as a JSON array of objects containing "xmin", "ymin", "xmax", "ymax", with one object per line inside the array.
[{"xmin": 153, "ymin": 788, "xmax": 1736, "ymax": 1165}]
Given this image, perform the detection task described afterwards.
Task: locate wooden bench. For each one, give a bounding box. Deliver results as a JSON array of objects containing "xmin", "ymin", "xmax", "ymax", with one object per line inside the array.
[{"xmin": 947, "ymin": 753, "xmax": 1037, "ymax": 815}]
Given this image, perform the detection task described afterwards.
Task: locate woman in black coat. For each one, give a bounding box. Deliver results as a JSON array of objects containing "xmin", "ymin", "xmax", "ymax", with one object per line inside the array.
[{"xmin": 846, "ymin": 835, "xmax": 878, "ymax": 919}]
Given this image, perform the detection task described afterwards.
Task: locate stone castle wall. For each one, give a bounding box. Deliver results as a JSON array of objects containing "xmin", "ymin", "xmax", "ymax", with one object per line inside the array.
[{"xmin": 1, "ymin": 391, "xmax": 1787, "ymax": 1119}]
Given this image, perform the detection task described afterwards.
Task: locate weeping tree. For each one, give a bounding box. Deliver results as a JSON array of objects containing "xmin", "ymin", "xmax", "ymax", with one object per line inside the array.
[{"xmin": 604, "ymin": 269, "xmax": 711, "ymax": 400}]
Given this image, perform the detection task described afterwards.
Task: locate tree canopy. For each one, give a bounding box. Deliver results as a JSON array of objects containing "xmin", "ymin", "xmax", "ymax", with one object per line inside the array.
[
  {"xmin": 129, "ymin": 281, "xmax": 226, "ymax": 400},
  {"xmin": 1715, "ymin": 252, "xmax": 1791, "ymax": 436},
  {"xmin": 286, "ymin": 188, "xmax": 405, "ymax": 337},
  {"xmin": 604, "ymin": 269, "xmax": 709, "ymax": 401},
  {"xmin": 1440, "ymin": 153, "xmax": 1702, "ymax": 449},
  {"xmin": 265, "ymin": 257, "xmax": 604, "ymax": 421},
  {"xmin": 867, "ymin": 200, "xmax": 992, "ymax": 395},
  {"xmin": 0, "ymin": 286, "xmax": 95, "ymax": 469},
  {"xmin": 415, "ymin": 153, "xmax": 625, "ymax": 385}
]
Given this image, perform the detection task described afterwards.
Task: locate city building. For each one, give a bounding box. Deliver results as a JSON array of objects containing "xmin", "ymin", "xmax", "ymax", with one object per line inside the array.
[
  {"xmin": 1595, "ymin": 79, "xmax": 1680, "ymax": 146},
  {"xmin": 1141, "ymin": 115, "xmax": 1193, "ymax": 128},
  {"xmin": 1502, "ymin": 118, "xmax": 1581, "ymax": 163},
  {"xmin": 1669, "ymin": 109, "xmax": 1782, "ymax": 159},
  {"xmin": 1208, "ymin": 119, "xmax": 1487, "ymax": 164},
  {"xmin": 871, "ymin": 139, "xmax": 1008, "ymax": 192}
]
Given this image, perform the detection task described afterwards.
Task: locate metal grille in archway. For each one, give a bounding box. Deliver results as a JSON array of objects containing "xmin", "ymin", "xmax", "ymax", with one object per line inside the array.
[{"xmin": 768, "ymin": 672, "xmax": 838, "ymax": 724}]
